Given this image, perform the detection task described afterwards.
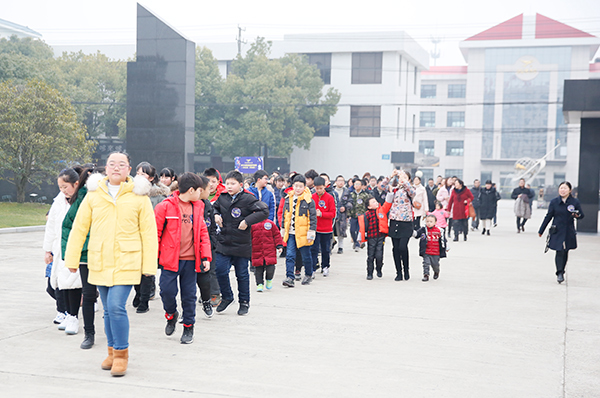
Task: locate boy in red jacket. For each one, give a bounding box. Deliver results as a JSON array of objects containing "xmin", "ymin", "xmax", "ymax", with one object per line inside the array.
[
  {"xmin": 154, "ymin": 173, "xmax": 212, "ymax": 344},
  {"xmin": 310, "ymin": 177, "xmax": 336, "ymax": 276},
  {"xmin": 414, "ymin": 214, "xmax": 447, "ymax": 282},
  {"xmin": 251, "ymin": 219, "xmax": 284, "ymax": 291},
  {"xmin": 363, "ymin": 196, "xmax": 392, "ymax": 280}
]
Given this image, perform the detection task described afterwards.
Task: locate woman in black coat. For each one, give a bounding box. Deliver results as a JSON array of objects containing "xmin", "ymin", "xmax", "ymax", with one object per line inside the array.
[
  {"xmin": 538, "ymin": 182, "xmax": 584, "ymax": 283},
  {"xmin": 478, "ymin": 180, "xmax": 499, "ymax": 235}
]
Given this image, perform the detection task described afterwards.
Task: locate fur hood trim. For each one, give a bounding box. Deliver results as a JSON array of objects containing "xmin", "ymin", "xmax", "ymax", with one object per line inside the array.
[
  {"xmin": 86, "ymin": 173, "xmax": 151, "ymax": 196},
  {"xmin": 86, "ymin": 173, "xmax": 104, "ymax": 192},
  {"xmin": 149, "ymin": 182, "xmax": 171, "ymax": 197}
]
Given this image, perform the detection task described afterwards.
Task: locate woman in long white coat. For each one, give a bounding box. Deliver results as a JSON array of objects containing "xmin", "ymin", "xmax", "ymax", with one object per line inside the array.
[{"xmin": 412, "ymin": 176, "xmax": 429, "ymax": 230}]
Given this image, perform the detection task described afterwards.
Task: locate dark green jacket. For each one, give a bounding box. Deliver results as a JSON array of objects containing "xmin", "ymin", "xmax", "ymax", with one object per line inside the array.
[{"xmin": 61, "ymin": 186, "xmax": 89, "ymax": 262}]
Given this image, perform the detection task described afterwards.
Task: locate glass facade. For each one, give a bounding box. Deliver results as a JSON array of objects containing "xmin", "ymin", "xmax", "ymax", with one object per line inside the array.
[
  {"xmin": 447, "ymin": 111, "xmax": 465, "ymax": 127},
  {"xmin": 419, "ymin": 140, "xmax": 435, "ymax": 156},
  {"xmin": 352, "ymin": 52, "xmax": 382, "ymax": 84},
  {"xmin": 446, "ymin": 140, "xmax": 464, "ymax": 156},
  {"xmin": 305, "ymin": 53, "xmax": 332, "ymax": 85},
  {"xmin": 481, "ymin": 47, "xmax": 571, "ymax": 159},
  {"xmin": 350, "ymin": 106, "xmax": 381, "ymax": 137},
  {"xmin": 448, "ymin": 84, "xmax": 466, "ymax": 98},
  {"xmin": 421, "ymin": 84, "xmax": 436, "ymax": 98}
]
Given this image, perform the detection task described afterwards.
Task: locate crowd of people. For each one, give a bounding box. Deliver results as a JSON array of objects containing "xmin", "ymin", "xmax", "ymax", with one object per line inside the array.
[{"xmin": 42, "ymin": 152, "xmax": 584, "ymax": 377}]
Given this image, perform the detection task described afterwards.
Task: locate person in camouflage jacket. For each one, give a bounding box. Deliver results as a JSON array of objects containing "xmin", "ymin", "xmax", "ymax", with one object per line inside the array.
[{"xmin": 347, "ymin": 178, "xmax": 372, "ymax": 251}]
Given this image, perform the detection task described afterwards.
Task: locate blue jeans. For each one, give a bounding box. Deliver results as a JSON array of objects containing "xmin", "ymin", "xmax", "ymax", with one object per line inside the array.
[
  {"xmin": 160, "ymin": 260, "xmax": 197, "ymax": 325},
  {"xmin": 215, "ymin": 253, "xmax": 250, "ymax": 303},
  {"xmin": 285, "ymin": 235, "xmax": 313, "ymax": 279},
  {"xmin": 310, "ymin": 232, "xmax": 332, "ymax": 269},
  {"xmin": 97, "ymin": 285, "xmax": 132, "ymax": 350}
]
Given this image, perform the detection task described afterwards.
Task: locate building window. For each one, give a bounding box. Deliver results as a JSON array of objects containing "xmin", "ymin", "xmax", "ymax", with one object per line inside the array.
[
  {"xmin": 553, "ymin": 173, "xmax": 566, "ymax": 187},
  {"xmin": 420, "ymin": 112, "xmax": 435, "ymax": 127},
  {"xmin": 419, "ymin": 168, "xmax": 434, "ymax": 183},
  {"xmin": 314, "ymin": 122, "xmax": 330, "ymax": 137},
  {"xmin": 481, "ymin": 171, "xmax": 492, "ymax": 184},
  {"xmin": 447, "ymin": 111, "xmax": 465, "ymax": 127},
  {"xmin": 350, "ymin": 106, "xmax": 380, "ymax": 137},
  {"xmin": 445, "ymin": 169, "xmax": 463, "ymax": 179},
  {"xmin": 305, "ymin": 53, "xmax": 331, "ymax": 85},
  {"xmin": 446, "ymin": 140, "xmax": 464, "ymax": 156},
  {"xmin": 419, "ymin": 140, "xmax": 435, "ymax": 156},
  {"xmin": 414, "ymin": 66, "xmax": 418, "ymax": 94},
  {"xmin": 421, "ymin": 84, "xmax": 436, "ymax": 98},
  {"xmin": 351, "ymin": 52, "xmax": 382, "ymax": 84},
  {"xmin": 448, "ymin": 84, "xmax": 466, "ymax": 98}
]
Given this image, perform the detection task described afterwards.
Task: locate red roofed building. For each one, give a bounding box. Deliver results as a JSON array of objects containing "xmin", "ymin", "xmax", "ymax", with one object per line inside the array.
[{"xmin": 418, "ymin": 14, "xmax": 600, "ymax": 194}]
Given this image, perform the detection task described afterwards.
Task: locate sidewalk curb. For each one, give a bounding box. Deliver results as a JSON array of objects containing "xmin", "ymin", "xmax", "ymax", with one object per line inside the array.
[{"xmin": 0, "ymin": 225, "xmax": 45, "ymax": 234}]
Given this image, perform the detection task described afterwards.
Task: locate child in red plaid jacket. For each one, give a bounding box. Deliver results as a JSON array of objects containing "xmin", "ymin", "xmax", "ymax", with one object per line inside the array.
[{"xmin": 362, "ymin": 197, "xmax": 392, "ymax": 280}]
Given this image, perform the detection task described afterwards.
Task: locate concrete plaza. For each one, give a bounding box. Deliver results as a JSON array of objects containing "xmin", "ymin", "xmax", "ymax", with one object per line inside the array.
[{"xmin": 0, "ymin": 201, "xmax": 598, "ymax": 397}]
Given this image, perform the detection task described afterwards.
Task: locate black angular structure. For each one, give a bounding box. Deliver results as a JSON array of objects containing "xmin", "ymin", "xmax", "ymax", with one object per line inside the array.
[
  {"xmin": 126, "ymin": 4, "xmax": 195, "ymax": 173},
  {"xmin": 563, "ymin": 79, "xmax": 600, "ymax": 233}
]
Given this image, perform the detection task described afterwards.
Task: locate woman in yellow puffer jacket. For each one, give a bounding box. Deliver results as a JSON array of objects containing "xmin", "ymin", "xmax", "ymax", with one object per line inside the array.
[{"xmin": 64, "ymin": 151, "xmax": 158, "ymax": 377}]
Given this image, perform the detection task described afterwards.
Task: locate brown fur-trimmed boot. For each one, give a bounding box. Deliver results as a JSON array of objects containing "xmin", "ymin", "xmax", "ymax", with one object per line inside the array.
[
  {"xmin": 110, "ymin": 348, "xmax": 129, "ymax": 377},
  {"xmin": 101, "ymin": 347, "xmax": 113, "ymax": 370}
]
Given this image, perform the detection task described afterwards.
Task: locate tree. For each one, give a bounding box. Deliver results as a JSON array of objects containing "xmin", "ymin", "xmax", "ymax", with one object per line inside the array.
[
  {"xmin": 195, "ymin": 38, "xmax": 340, "ymax": 159},
  {"xmin": 194, "ymin": 47, "xmax": 224, "ymax": 155},
  {"xmin": 0, "ymin": 79, "xmax": 95, "ymax": 202}
]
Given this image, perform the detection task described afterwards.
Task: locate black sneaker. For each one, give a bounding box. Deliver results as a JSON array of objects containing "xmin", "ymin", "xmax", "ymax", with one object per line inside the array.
[
  {"xmin": 238, "ymin": 302, "xmax": 249, "ymax": 316},
  {"xmin": 132, "ymin": 296, "xmax": 140, "ymax": 308},
  {"xmin": 216, "ymin": 298, "xmax": 233, "ymax": 313},
  {"xmin": 337, "ymin": 248, "xmax": 343, "ymax": 254},
  {"xmin": 282, "ymin": 277, "xmax": 295, "ymax": 287},
  {"xmin": 202, "ymin": 300, "xmax": 213, "ymax": 318},
  {"xmin": 366, "ymin": 275, "xmax": 373, "ymax": 280},
  {"xmin": 136, "ymin": 301, "xmax": 149, "ymax": 313},
  {"xmin": 376, "ymin": 270, "xmax": 383, "ymax": 278},
  {"xmin": 80, "ymin": 333, "xmax": 94, "ymax": 350},
  {"xmin": 557, "ymin": 273, "xmax": 565, "ymax": 284},
  {"xmin": 422, "ymin": 274, "xmax": 429, "ymax": 282},
  {"xmin": 180, "ymin": 325, "xmax": 194, "ymax": 344},
  {"xmin": 165, "ymin": 311, "xmax": 178, "ymax": 336},
  {"xmin": 433, "ymin": 271, "xmax": 439, "ymax": 280},
  {"xmin": 394, "ymin": 275, "xmax": 402, "ymax": 281}
]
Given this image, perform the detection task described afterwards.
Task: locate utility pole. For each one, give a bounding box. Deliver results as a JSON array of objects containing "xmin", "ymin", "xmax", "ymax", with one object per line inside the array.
[
  {"xmin": 430, "ymin": 36, "xmax": 441, "ymax": 66},
  {"xmin": 236, "ymin": 25, "xmax": 246, "ymax": 56}
]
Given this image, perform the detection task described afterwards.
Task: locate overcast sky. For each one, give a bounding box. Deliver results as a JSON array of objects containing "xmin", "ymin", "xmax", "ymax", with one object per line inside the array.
[{"xmin": 3, "ymin": 0, "xmax": 600, "ymax": 64}]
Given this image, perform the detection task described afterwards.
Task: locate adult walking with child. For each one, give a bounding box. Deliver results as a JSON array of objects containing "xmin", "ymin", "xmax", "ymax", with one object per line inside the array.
[{"xmin": 387, "ymin": 169, "xmax": 415, "ymax": 281}]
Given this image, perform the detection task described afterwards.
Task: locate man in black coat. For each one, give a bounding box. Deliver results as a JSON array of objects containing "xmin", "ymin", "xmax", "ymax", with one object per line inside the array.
[{"xmin": 425, "ymin": 178, "xmax": 436, "ymax": 213}]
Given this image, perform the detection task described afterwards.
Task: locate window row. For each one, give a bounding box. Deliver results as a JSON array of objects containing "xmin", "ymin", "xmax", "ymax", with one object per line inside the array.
[
  {"xmin": 304, "ymin": 52, "xmax": 416, "ymax": 86},
  {"xmin": 420, "ymin": 111, "xmax": 465, "ymax": 127},
  {"xmin": 419, "ymin": 140, "xmax": 464, "ymax": 156},
  {"xmin": 421, "ymin": 84, "xmax": 466, "ymax": 99}
]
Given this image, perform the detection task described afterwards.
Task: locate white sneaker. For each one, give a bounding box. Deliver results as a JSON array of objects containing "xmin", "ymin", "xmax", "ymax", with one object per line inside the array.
[
  {"xmin": 53, "ymin": 312, "xmax": 66, "ymax": 325},
  {"xmin": 65, "ymin": 315, "xmax": 79, "ymax": 335},
  {"xmin": 323, "ymin": 267, "xmax": 329, "ymax": 277},
  {"xmin": 58, "ymin": 314, "xmax": 69, "ymax": 331}
]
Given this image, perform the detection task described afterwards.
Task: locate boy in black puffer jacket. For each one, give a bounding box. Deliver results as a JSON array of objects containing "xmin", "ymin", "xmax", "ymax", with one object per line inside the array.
[{"xmin": 213, "ymin": 171, "xmax": 269, "ymax": 316}]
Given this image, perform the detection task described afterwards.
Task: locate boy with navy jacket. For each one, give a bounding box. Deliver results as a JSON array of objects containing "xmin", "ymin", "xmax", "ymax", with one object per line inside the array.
[
  {"xmin": 154, "ymin": 173, "xmax": 212, "ymax": 344},
  {"xmin": 213, "ymin": 170, "xmax": 269, "ymax": 315}
]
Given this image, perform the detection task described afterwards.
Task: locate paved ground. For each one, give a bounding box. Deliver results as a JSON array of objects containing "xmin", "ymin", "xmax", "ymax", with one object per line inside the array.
[{"xmin": 0, "ymin": 201, "xmax": 598, "ymax": 397}]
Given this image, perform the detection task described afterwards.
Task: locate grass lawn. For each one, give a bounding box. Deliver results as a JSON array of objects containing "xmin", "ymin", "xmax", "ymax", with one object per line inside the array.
[{"xmin": 0, "ymin": 202, "xmax": 51, "ymax": 228}]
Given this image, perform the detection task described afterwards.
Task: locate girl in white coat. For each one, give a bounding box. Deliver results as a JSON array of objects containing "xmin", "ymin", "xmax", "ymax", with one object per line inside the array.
[{"xmin": 43, "ymin": 168, "xmax": 82, "ymax": 334}]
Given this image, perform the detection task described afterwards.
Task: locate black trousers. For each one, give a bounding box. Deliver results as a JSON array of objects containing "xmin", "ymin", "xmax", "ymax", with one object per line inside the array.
[
  {"xmin": 196, "ymin": 271, "xmax": 211, "ymax": 302},
  {"xmin": 79, "ymin": 264, "xmax": 97, "ymax": 335},
  {"xmin": 516, "ymin": 217, "xmax": 528, "ymax": 230},
  {"xmin": 454, "ymin": 219, "xmax": 468, "ymax": 238},
  {"xmin": 391, "ymin": 237, "xmax": 410, "ymax": 279},
  {"xmin": 134, "ymin": 274, "xmax": 154, "ymax": 304},
  {"xmin": 47, "ymin": 279, "xmax": 66, "ymax": 314},
  {"xmin": 555, "ymin": 250, "xmax": 569, "ymax": 276},
  {"xmin": 254, "ymin": 264, "xmax": 276, "ymax": 285},
  {"xmin": 367, "ymin": 236, "xmax": 385, "ymax": 275},
  {"xmin": 208, "ymin": 251, "xmax": 221, "ymax": 296},
  {"xmin": 64, "ymin": 288, "xmax": 82, "ymax": 317}
]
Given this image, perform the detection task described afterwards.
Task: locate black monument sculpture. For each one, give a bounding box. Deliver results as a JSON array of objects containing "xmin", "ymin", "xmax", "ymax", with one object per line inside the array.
[
  {"xmin": 126, "ymin": 3, "xmax": 195, "ymax": 173},
  {"xmin": 563, "ymin": 79, "xmax": 600, "ymax": 233}
]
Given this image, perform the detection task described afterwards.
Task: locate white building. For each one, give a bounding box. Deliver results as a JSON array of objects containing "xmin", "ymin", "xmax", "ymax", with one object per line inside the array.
[
  {"xmin": 0, "ymin": 18, "xmax": 41, "ymax": 39},
  {"xmin": 204, "ymin": 32, "xmax": 429, "ymax": 177},
  {"xmin": 419, "ymin": 14, "xmax": 600, "ymax": 194}
]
